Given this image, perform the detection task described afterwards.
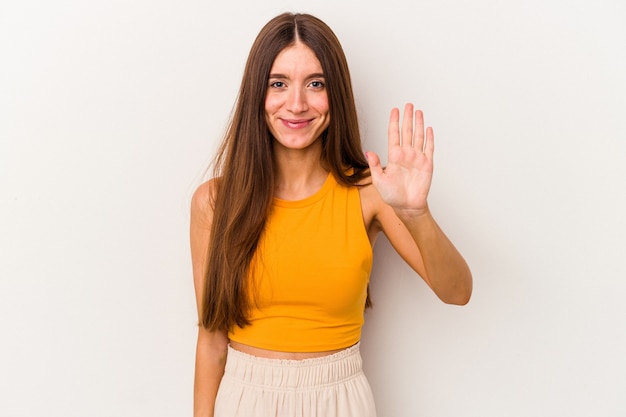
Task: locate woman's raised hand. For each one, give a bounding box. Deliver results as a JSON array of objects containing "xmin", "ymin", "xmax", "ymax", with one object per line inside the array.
[{"xmin": 366, "ymin": 103, "xmax": 434, "ymax": 216}]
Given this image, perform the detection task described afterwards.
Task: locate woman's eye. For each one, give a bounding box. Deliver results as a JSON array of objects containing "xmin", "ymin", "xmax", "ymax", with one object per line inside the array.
[
  {"xmin": 270, "ymin": 81, "xmax": 285, "ymax": 88},
  {"xmin": 310, "ymin": 81, "xmax": 324, "ymax": 88}
]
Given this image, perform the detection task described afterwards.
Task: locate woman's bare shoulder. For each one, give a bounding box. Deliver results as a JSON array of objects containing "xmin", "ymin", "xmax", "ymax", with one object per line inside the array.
[
  {"xmin": 356, "ymin": 176, "xmax": 386, "ymax": 237},
  {"xmin": 193, "ymin": 178, "xmax": 217, "ymax": 204},
  {"xmin": 356, "ymin": 176, "xmax": 382, "ymax": 209},
  {"xmin": 191, "ymin": 178, "xmax": 220, "ymax": 223}
]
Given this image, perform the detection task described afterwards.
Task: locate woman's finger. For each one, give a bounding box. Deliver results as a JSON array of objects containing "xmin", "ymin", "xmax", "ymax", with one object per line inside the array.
[
  {"xmin": 402, "ymin": 103, "xmax": 414, "ymax": 148},
  {"xmin": 414, "ymin": 109, "xmax": 425, "ymax": 151},
  {"xmin": 388, "ymin": 107, "xmax": 400, "ymax": 149},
  {"xmin": 365, "ymin": 151, "xmax": 384, "ymax": 180},
  {"xmin": 425, "ymin": 126, "xmax": 435, "ymax": 158}
]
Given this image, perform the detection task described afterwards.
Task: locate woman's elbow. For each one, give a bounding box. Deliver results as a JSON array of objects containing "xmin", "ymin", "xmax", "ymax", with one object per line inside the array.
[{"xmin": 439, "ymin": 272, "xmax": 473, "ymax": 306}]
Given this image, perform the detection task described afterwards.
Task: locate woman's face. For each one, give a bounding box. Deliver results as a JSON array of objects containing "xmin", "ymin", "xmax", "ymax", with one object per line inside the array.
[{"xmin": 264, "ymin": 42, "xmax": 330, "ymax": 152}]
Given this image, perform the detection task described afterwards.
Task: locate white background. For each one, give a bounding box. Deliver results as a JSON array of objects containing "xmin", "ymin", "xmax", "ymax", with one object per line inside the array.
[{"xmin": 1, "ymin": 0, "xmax": 625, "ymax": 416}]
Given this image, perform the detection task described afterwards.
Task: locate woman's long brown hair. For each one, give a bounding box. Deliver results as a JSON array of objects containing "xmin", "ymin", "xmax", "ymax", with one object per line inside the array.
[{"xmin": 201, "ymin": 13, "xmax": 370, "ymax": 331}]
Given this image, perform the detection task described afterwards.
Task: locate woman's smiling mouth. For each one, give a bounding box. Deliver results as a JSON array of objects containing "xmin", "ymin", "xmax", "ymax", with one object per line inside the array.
[{"xmin": 281, "ymin": 118, "xmax": 313, "ymax": 129}]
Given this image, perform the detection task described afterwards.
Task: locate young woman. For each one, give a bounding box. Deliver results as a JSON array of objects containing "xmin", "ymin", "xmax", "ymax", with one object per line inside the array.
[{"xmin": 190, "ymin": 12, "xmax": 472, "ymax": 417}]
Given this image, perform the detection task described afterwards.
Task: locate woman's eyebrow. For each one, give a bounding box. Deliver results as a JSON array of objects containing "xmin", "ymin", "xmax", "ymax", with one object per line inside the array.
[{"xmin": 268, "ymin": 72, "xmax": 325, "ymax": 79}]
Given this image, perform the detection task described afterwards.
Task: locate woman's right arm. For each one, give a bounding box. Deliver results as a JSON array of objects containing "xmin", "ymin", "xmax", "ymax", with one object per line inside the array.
[{"xmin": 190, "ymin": 180, "xmax": 229, "ymax": 417}]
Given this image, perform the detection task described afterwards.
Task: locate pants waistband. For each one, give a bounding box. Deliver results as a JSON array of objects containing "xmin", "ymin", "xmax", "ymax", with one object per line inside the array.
[{"xmin": 224, "ymin": 343, "xmax": 363, "ymax": 389}]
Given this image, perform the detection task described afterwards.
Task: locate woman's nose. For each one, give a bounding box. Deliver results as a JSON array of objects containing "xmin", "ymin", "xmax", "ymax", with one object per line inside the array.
[{"xmin": 286, "ymin": 88, "xmax": 308, "ymax": 113}]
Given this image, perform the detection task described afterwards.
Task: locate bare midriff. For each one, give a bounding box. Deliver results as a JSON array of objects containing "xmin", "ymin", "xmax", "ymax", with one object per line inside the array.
[{"xmin": 229, "ymin": 341, "xmax": 345, "ymax": 360}]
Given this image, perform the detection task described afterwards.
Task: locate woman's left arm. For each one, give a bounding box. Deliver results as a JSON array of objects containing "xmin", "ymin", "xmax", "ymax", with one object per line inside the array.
[{"xmin": 366, "ymin": 103, "xmax": 472, "ymax": 305}]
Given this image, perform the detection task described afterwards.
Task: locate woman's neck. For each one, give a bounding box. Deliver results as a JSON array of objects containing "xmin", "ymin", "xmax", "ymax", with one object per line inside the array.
[{"xmin": 273, "ymin": 144, "xmax": 328, "ymax": 201}]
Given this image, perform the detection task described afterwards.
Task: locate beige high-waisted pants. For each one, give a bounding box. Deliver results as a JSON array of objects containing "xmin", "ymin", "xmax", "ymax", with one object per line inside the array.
[{"xmin": 214, "ymin": 343, "xmax": 377, "ymax": 417}]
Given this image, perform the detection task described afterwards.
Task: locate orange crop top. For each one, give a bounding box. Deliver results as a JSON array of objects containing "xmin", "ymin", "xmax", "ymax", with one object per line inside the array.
[{"xmin": 228, "ymin": 173, "xmax": 373, "ymax": 352}]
